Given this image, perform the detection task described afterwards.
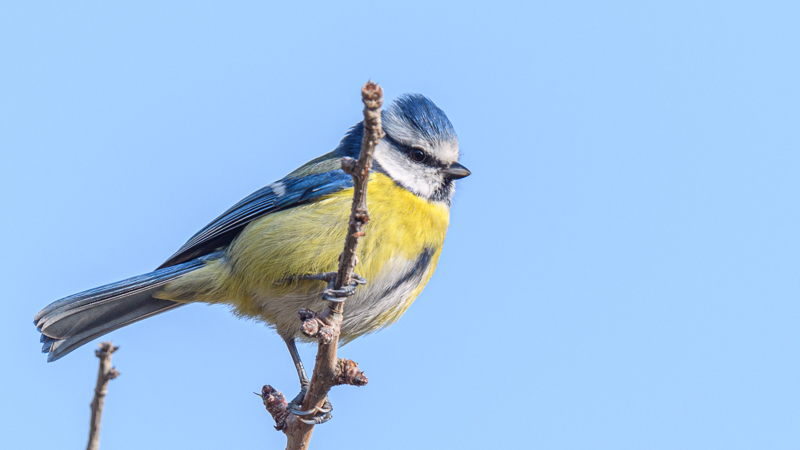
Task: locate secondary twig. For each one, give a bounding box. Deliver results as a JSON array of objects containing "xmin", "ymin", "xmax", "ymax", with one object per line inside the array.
[
  {"xmin": 87, "ymin": 341, "xmax": 119, "ymax": 450},
  {"xmin": 261, "ymin": 81, "xmax": 384, "ymax": 450}
]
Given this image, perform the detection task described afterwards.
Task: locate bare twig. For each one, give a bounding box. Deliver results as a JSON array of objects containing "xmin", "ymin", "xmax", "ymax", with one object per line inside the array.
[
  {"xmin": 87, "ymin": 341, "xmax": 119, "ymax": 450},
  {"xmin": 261, "ymin": 81, "xmax": 384, "ymax": 450}
]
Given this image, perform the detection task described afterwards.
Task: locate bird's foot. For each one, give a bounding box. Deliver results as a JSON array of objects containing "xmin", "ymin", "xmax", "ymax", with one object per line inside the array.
[
  {"xmin": 323, "ymin": 273, "xmax": 366, "ymax": 302},
  {"xmin": 298, "ymin": 272, "xmax": 366, "ymax": 303},
  {"xmin": 287, "ymin": 389, "xmax": 333, "ymax": 425}
]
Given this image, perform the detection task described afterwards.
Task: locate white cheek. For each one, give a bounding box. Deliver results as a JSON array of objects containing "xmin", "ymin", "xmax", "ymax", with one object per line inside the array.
[{"xmin": 374, "ymin": 142, "xmax": 437, "ymax": 198}]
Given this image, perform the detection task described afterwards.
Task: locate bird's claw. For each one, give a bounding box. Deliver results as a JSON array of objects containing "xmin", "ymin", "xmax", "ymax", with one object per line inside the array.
[
  {"xmin": 322, "ymin": 284, "xmax": 356, "ymax": 302},
  {"xmin": 324, "ymin": 274, "xmax": 366, "ymax": 302},
  {"xmin": 300, "ymin": 272, "xmax": 366, "ymax": 303},
  {"xmin": 298, "ymin": 412, "xmax": 332, "ymax": 425},
  {"xmin": 288, "ymin": 397, "xmax": 333, "ymax": 425},
  {"xmin": 349, "ymin": 273, "xmax": 367, "ymax": 285}
]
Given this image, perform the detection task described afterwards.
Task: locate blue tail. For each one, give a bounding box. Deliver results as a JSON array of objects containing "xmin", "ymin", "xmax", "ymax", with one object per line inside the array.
[{"xmin": 34, "ymin": 253, "xmax": 220, "ymax": 362}]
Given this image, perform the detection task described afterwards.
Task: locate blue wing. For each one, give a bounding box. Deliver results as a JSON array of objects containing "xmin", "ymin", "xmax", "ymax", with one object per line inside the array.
[{"xmin": 159, "ymin": 153, "xmax": 353, "ymax": 268}]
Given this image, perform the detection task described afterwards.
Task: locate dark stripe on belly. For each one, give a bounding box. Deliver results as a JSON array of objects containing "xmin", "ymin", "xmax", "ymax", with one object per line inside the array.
[{"xmin": 382, "ymin": 247, "xmax": 434, "ymax": 297}]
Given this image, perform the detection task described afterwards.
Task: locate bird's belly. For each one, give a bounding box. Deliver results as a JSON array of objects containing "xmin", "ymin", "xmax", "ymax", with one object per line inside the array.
[{"xmin": 247, "ymin": 242, "xmax": 441, "ymax": 341}]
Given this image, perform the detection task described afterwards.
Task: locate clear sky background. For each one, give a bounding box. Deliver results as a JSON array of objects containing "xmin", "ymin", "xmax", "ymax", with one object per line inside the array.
[{"xmin": 1, "ymin": 1, "xmax": 798, "ymax": 449}]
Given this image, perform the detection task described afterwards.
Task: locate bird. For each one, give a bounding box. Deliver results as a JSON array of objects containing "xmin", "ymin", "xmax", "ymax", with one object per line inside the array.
[{"xmin": 34, "ymin": 93, "xmax": 469, "ymax": 413}]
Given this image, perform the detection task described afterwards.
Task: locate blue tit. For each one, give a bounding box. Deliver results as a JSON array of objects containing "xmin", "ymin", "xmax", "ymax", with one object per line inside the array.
[{"xmin": 34, "ymin": 94, "xmax": 470, "ymax": 387}]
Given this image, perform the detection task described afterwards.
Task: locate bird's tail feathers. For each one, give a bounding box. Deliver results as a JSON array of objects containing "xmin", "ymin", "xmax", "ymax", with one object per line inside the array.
[{"xmin": 35, "ymin": 252, "xmax": 221, "ymax": 362}]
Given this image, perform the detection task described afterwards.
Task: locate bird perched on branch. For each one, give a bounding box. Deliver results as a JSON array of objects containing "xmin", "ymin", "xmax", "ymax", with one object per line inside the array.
[{"xmin": 34, "ymin": 94, "xmax": 469, "ymax": 393}]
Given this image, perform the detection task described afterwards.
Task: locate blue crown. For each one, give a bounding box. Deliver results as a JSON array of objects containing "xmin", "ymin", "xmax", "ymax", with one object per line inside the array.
[
  {"xmin": 387, "ymin": 94, "xmax": 457, "ymax": 144},
  {"xmin": 336, "ymin": 94, "xmax": 456, "ymax": 157}
]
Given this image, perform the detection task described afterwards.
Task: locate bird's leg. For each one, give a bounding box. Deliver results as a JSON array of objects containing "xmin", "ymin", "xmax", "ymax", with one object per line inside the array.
[
  {"xmin": 284, "ymin": 337, "xmax": 310, "ymax": 405},
  {"xmin": 285, "ymin": 265, "xmax": 365, "ymax": 424},
  {"xmin": 284, "ymin": 336, "xmax": 334, "ymax": 424}
]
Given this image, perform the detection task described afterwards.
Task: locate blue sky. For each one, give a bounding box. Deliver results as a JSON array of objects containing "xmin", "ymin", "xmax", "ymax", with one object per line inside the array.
[{"xmin": 2, "ymin": 1, "xmax": 798, "ymax": 449}]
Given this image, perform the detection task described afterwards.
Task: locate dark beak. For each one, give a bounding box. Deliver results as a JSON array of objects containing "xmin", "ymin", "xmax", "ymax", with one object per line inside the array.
[{"xmin": 443, "ymin": 162, "xmax": 471, "ymax": 179}]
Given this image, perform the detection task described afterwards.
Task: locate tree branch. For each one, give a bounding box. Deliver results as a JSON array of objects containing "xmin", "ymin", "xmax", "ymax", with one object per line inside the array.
[
  {"xmin": 261, "ymin": 81, "xmax": 384, "ymax": 450},
  {"xmin": 87, "ymin": 341, "xmax": 119, "ymax": 450}
]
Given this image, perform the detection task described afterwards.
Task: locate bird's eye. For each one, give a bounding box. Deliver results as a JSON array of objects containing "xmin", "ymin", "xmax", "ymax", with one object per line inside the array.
[{"xmin": 410, "ymin": 148, "xmax": 427, "ymax": 162}]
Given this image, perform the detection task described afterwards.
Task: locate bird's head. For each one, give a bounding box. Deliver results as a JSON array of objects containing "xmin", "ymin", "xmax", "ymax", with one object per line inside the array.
[
  {"xmin": 334, "ymin": 93, "xmax": 469, "ymax": 205},
  {"xmin": 372, "ymin": 94, "xmax": 469, "ymax": 205}
]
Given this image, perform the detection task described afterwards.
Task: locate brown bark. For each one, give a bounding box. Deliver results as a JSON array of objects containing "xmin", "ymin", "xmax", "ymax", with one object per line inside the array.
[
  {"xmin": 261, "ymin": 81, "xmax": 384, "ymax": 450},
  {"xmin": 86, "ymin": 341, "xmax": 119, "ymax": 450}
]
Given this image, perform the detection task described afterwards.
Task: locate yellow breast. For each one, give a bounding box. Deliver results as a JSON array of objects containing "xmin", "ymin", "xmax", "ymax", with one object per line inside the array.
[{"xmin": 157, "ymin": 173, "xmax": 450, "ymax": 337}]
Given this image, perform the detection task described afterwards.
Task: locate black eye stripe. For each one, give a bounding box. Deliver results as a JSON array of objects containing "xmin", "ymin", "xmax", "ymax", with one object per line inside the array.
[{"xmin": 384, "ymin": 134, "xmax": 447, "ymax": 169}]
